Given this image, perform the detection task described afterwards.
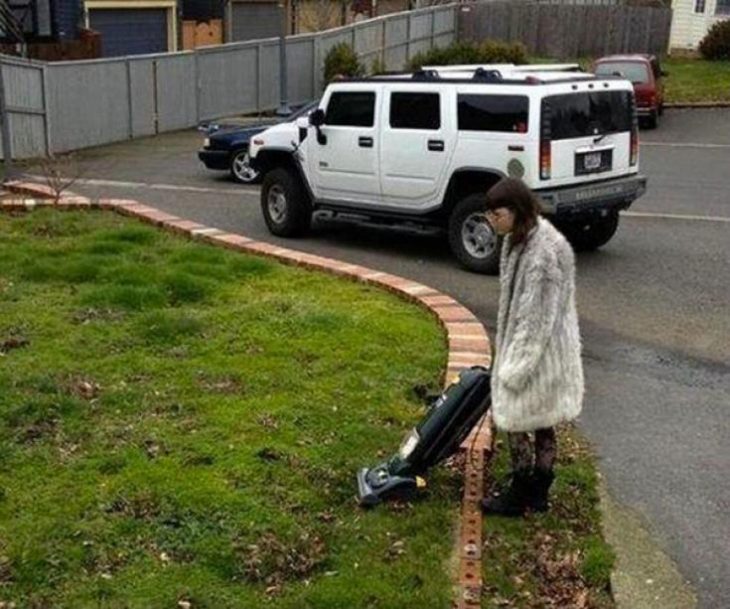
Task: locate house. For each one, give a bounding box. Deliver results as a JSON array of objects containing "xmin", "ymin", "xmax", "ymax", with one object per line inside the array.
[
  {"xmin": 83, "ymin": 0, "xmax": 179, "ymax": 56},
  {"xmin": 0, "ymin": 0, "xmax": 103, "ymax": 60},
  {"xmin": 181, "ymin": 0, "xmax": 223, "ymax": 49},
  {"xmin": 670, "ymin": 0, "xmax": 730, "ymax": 52},
  {"xmin": 1, "ymin": 0, "xmax": 81, "ymax": 42},
  {"xmin": 225, "ymin": 0, "xmax": 284, "ymax": 42}
]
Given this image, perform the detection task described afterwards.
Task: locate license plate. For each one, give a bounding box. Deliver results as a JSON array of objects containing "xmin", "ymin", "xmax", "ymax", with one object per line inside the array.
[{"xmin": 583, "ymin": 152, "xmax": 602, "ymax": 170}]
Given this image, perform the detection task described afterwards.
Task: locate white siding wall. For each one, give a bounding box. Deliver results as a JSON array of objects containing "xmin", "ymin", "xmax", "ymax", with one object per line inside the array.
[{"xmin": 671, "ymin": 0, "xmax": 730, "ymax": 50}]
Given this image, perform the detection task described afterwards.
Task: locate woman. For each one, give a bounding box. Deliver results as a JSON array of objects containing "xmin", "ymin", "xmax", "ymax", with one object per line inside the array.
[{"xmin": 481, "ymin": 178, "xmax": 584, "ymax": 517}]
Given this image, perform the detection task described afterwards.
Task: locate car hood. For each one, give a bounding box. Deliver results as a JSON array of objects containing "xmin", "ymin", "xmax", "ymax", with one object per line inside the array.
[{"xmin": 210, "ymin": 124, "xmax": 272, "ymax": 144}]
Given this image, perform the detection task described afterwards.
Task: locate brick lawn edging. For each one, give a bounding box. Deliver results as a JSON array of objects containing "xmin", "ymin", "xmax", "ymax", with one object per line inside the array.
[{"xmin": 2, "ymin": 183, "xmax": 494, "ymax": 609}]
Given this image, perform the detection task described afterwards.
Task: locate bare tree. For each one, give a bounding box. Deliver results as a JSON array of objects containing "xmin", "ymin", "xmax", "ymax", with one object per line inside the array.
[{"xmin": 37, "ymin": 153, "xmax": 84, "ymax": 205}]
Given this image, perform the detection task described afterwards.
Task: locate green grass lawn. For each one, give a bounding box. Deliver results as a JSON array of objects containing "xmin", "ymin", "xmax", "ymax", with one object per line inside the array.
[
  {"xmin": 532, "ymin": 55, "xmax": 730, "ymax": 104},
  {"xmin": 0, "ymin": 208, "xmax": 617, "ymax": 609},
  {"xmin": 663, "ymin": 57, "xmax": 730, "ymax": 103},
  {"xmin": 0, "ymin": 209, "xmax": 457, "ymax": 609}
]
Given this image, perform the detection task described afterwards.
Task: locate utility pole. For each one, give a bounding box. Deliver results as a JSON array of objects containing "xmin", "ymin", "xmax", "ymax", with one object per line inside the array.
[{"xmin": 276, "ymin": 0, "xmax": 291, "ymax": 116}]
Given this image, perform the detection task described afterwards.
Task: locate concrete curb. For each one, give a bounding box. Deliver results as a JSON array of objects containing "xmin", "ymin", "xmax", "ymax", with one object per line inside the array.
[
  {"xmin": 2, "ymin": 183, "xmax": 494, "ymax": 609},
  {"xmin": 664, "ymin": 101, "xmax": 730, "ymax": 109}
]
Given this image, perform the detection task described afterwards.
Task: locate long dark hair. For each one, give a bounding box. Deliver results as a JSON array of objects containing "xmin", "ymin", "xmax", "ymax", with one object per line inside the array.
[{"xmin": 485, "ymin": 178, "xmax": 542, "ymax": 249}]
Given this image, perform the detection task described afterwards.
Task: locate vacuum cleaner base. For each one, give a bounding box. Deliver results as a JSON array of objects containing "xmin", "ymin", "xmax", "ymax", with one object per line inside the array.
[
  {"xmin": 357, "ymin": 465, "xmax": 425, "ymax": 507},
  {"xmin": 356, "ymin": 366, "xmax": 491, "ymax": 507}
]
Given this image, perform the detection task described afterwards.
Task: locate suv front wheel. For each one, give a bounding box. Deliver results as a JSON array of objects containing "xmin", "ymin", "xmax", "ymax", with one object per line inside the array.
[
  {"xmin": 448, "ymin": 194, "xmax": 501, "ymax": 275},
  {"xmin": 261, "ymin": 167, "xmax": 312, "ymax": 237}
]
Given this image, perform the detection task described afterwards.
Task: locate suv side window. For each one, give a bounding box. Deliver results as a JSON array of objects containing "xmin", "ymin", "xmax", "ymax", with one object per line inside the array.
[
  {"xmin": 325, "ymin": 92, "xmax": 375, "ymax": 127},
  {"xmin": 389, "ymin": 92, "xmax": 440, "ymax": 130},
  {"xmin": 458, "ymin": 94, "xmax": 529, "ymax": 133}
]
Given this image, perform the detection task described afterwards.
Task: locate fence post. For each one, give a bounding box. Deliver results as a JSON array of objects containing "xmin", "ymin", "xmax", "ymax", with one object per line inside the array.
[
  {"xmin": 152, "ymin": 60, "xmax": 160, "ymax": 135},
  {"xmin": 257, "ymin": 43, "xmax": 264, "ymax": 113},
  {"xmin": 643, "ymin": 8, "xmax": 652, "ymax": 54},
  {"xmin": 380, "ymin": 16, "xmax": 386, "ymax": 69},
  {"xmin": 194, "ymin": 50, "xmax": 201, "ymax": 124},
  {"xmin": 312, "ymin": 36, "xmax": 321, "ymax": 98},
  {"xmin": 125, "ymin": 59, "xmax": 134, "ymax": 140},
  {"xmin": 0, "ymin": 61, "xmax": 14, "ymax": 179},
  {"xmin": 41, "ymin": 63, "xmax": 52, "ymax": 156},
  {"xmin": 406, "ymin": 13, "xmax": 412, "ymax": 63},
  {"xmin": 430, "ymin": 8, "xmax": 436, "ymax": 51}
]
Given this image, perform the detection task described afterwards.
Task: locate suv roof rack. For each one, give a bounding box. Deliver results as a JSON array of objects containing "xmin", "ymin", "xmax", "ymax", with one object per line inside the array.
[
  {"xmin": 411, "ymin": 69, "xmax": 441, "ymax": 81},
  {"xmin": 424, "ymin": 63, "xmax": 582, "ymax": 73},
  {"xmin": 472, "ymin": 67, "xmax": 503, "ymax": 82}
]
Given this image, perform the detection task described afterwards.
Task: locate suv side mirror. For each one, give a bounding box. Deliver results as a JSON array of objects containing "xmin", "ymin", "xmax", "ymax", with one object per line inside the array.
[
  {"xmin": 309, "ymin": 109, "xmax": 325, "ymax": 127},
  {"xmin": 309, "ymin": 108, "xmax": 327, "ymax": 145}
]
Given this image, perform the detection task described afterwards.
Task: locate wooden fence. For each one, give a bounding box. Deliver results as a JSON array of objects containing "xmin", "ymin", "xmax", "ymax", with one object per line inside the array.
[{"xmin": 459, "ymin": 1, "xmax": 672, "ymax": 58}]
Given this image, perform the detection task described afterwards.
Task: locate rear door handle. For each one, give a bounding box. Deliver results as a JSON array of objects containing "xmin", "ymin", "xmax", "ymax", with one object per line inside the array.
[
  {"xmin": 428, "ymin": 139, "xmax": 445, "ymax": 152},
  {"xmin": 359, "ymin": 136, "xmax": 373, "ymax": 148}
]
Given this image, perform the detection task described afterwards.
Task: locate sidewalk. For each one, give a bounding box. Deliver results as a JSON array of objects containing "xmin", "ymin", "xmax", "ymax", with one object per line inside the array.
[{"xmin": 599, "ymin": 481, "xmax": 697, "ymax": 609}]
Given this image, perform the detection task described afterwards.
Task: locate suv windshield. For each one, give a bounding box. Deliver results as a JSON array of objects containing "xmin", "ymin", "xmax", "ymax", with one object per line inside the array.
[
  {"xmin": 543, "ymin": 91, "xmax": 632, "ymax": 140},
  {"xmin": 594, "ymin": 61, "xmax": 650, "ymax": 84}
]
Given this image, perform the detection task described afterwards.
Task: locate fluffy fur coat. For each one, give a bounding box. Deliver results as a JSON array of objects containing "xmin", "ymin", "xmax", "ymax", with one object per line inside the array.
[{"xmin": 491, "ymin": 217, "xmax": 584, "ymax": 432}]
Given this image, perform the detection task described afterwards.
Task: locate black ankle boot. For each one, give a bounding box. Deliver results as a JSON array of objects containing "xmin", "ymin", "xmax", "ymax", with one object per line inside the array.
[
  {"xmin": 530, "ymin": 469, "xmax": 555, "ymax": 513},
  {"xmin": 481, "ymin": 470, "xmax": 531, "ymax": 517}
]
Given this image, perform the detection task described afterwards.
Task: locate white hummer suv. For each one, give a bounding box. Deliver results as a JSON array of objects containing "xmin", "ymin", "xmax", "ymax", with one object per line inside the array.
[{"xmin": 249, "ymin": 64, "xmax": 647, "ymax": 273}]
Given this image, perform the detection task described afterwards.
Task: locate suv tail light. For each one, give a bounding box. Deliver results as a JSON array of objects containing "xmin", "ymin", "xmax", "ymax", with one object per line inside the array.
[
  {"xmin": 630, "ymin": 93, "xmax": 639, "ymax": 166},
  {"xmin": 540, "ymin": 102, "xmax": 552, "ymax": 180}
]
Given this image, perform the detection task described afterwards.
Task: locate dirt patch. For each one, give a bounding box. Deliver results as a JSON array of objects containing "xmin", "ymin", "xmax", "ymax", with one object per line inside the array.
[{"xmin": 238, "ymin": 531, "xmax": 327, "ymax": 594}]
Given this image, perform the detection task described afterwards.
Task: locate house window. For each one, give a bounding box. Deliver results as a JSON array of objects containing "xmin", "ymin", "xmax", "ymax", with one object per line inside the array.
[
  {"xmin": 694, "ymin": 0, "xmax": 706, "ymax": 13},
  {"xmin": 716, "ymin": 0, "xmax": 730, "ymax": 14}
]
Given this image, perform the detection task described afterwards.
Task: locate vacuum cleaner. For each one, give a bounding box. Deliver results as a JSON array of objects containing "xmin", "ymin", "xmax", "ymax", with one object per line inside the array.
[{"xmin": 357, "ymin": 366, "xmax": 491, "ymax": 506}]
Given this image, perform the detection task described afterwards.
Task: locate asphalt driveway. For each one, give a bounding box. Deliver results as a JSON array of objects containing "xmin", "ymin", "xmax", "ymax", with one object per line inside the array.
[{"xmin": 20, "ymin": 108, "xmax": 730, "ymax": 609}]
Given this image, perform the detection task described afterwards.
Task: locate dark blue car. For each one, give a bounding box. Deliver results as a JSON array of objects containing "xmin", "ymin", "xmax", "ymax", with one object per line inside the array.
[{"xmin": 197, "ymin": 101, "xmax": 319, "ymax": 184}]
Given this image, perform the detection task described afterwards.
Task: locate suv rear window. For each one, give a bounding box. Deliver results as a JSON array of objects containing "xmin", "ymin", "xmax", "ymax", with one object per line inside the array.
[
  {"xmin": 594, "ymin": 62, "xmax": 650, "ymax": 84},
  {"xmin": 543, "ymin": 91, "xmax": 632, "ymax": 141},
  {"xmin": 457, "ymin": 94, "xmax": 529, "ymax": 133},
  {"xmin": 325, "ymin": 92, "xmax": 375, "ymax": 127}
]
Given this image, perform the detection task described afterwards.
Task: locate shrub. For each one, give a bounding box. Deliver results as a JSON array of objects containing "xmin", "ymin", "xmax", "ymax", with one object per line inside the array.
[
  {"xmin": 370, "ymin": 57, "xmax": 387, "ymax": 75},
  {"xmin": 323, "ymin": 43, "xmax": 364, "ymax": 84},
  {"xmin": 408, "ymin": 40, "xmax": 528, "ymax": 71},
  {"xmin": 699, "ymin": 19, "xmax": 730, "ymax": 60}
]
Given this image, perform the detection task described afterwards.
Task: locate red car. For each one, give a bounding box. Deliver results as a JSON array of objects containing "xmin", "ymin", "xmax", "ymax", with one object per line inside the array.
[{"xmin": 593, "ymin": 54, "xmax": 666, "ymax": 128}]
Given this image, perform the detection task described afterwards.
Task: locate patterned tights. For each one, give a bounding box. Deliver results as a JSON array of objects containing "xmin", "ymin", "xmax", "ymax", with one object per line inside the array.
[{"xmin": 507, "ymin": 427, "xmax": 557, "ymax": 474}]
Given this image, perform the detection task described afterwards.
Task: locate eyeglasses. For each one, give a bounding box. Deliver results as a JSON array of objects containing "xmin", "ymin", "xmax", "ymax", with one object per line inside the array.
[{"xmin": 485, "ymin": 208, "xmax": 509, "ymax": 221}]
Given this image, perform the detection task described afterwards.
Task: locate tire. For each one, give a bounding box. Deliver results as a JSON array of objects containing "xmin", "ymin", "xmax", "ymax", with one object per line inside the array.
[
  {"xmin": 564, "ymin": 211, "xmax": 620, "ymax": 251},
  {"xmin": 230, "ymin": 148, "xmax": 261, "ymax": 184},
  {"xmin": 447, "ymin": 193, "xmax": 501, "ymax": 274},
  {"xmin": 260, "ymin": 167, "xmax": 312, "ymax": 237},
  {"xmin": 646, "ymin": 110, "xmax": 658, "ymax": 129}
]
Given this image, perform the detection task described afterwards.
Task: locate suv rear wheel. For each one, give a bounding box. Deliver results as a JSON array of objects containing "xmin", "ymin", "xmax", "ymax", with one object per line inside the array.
[
  {"xmin": 448, "ymin": 194, "xmax": 500, "ymax": 275},
  {"xmin": 565, "ymin": 211, "xmax": 620, "ymax": 251},
  {"xmin": 261, "ymin": 167, "xmax": 312, "ymax": 237}
]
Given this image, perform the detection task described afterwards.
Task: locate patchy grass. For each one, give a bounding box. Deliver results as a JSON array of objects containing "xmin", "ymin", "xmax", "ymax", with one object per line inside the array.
[
  {"xmin": 663, "ymin": 57, "xmax": 730, "ymax": 103},
  {"xmin": 532, "ymin": 55, "xmax": 730, "ymax": 104},
  {"xmin": 0, "ymin": 209, "xmax": 458, "ymax": 609},
  {"xmin": 481, "ymin": 426, "xmax": 615, "ymax": 609}
]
